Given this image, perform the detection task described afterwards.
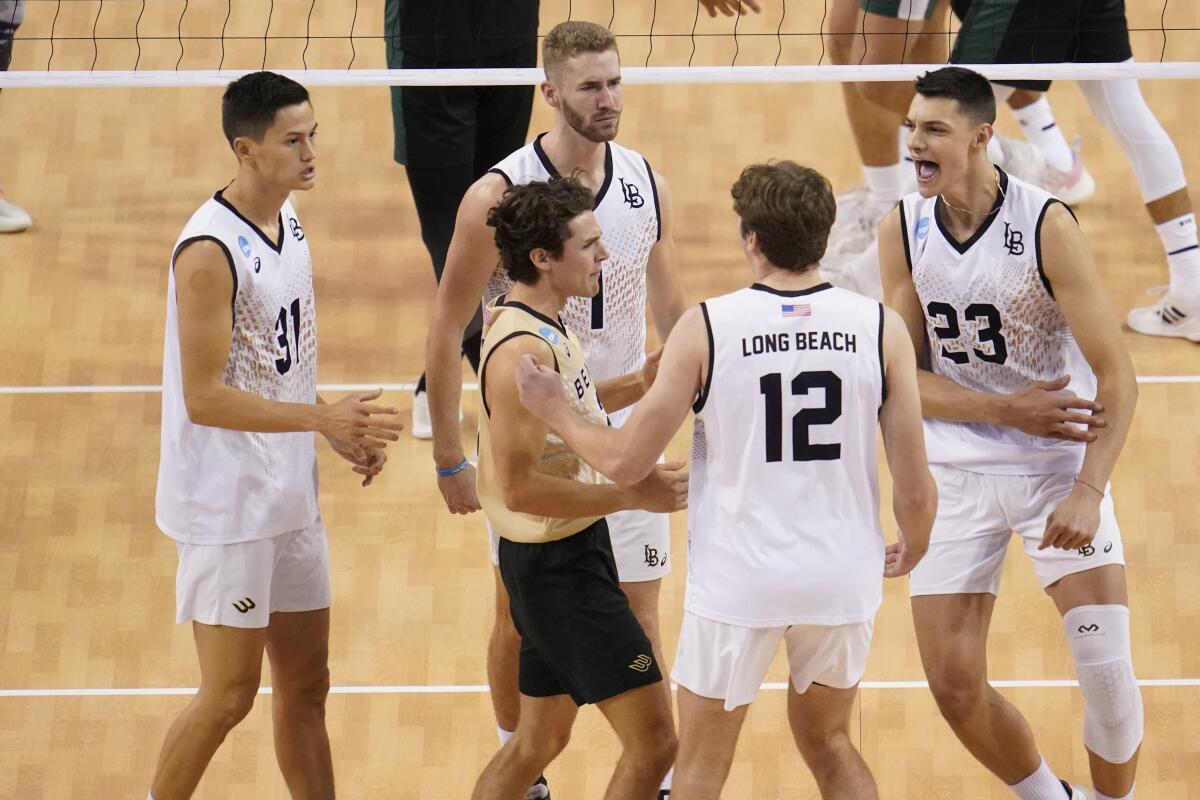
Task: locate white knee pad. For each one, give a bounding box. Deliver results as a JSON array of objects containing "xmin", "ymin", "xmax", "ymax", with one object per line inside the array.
[
  {"xmin": 1063, "ymin": 604, "xmax": 1143, "ymax": 765},
  {"xmin": 1077, "ymin": 66, "xmax": 1188, "ymax": 202}
]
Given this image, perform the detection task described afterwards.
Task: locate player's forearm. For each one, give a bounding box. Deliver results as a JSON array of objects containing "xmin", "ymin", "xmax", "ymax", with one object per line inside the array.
[
  {"xmin": 185, "ymin": 383, "xmax": 323, "ymax": 434},
  {"xmin": 1078, "ymin": 364, "xmax": 1138, "ymax": 488},
  {"xmin": 503, "ymin": 472, "xmax": 635, "ymax": 518},
  {"xmin": 917, "ymin": 370, "xmax": 1009, "ymax": 425},
  {"xmin": 595, "ymin": 372, "xmax": 646, "ymax": 413},
  {"xmin": 892, "ymin": 470, "xmax": 937, "ymax": 553},
  {"xmin": 425, "ymin": 323, "xmax": 468, "ymax": 465}
]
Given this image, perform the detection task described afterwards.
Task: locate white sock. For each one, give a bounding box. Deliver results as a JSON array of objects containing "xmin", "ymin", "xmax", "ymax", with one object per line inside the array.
[
  {"xmin": 863, "ymin": 164, "xmax": 906, "ymax": 212},
  {"xmin": 987, "ymin": 135, "xmax": 1006, "ymax": 166},
  {"xmin": 498, "ymin": 725, "xmax": 515, "ymax": 747},
  {"xmin": 1156, "ymin": 213, "xmax": 1200, "ymax": 296},
  {"xmin": 148, "ymin": 794, "xmax": 156, "ymax": 800},
  {"xmin": 1009, "ymin": 757, "xmax": 1070, "ymax": 800},
  {"xmin": 1096, "ymin": 786, "xmax": 1134, "ymax": 800},
  {"xmin": 660, "ymin": 766, "xmax": 674, "ymax": 791},
  {"xmin": 1013, "ymin": 96, "xmax": 1074, "ymax": 171}
]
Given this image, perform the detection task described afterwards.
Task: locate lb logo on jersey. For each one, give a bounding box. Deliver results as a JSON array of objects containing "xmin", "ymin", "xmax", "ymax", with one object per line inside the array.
[
  {"xmin": 237, "ymin": 235, "xmax": 252, "ymax": 258},
  {"xmin": 1003, "ymin": 222, "xmax": 1024, "ymax": 255},
  {"xmin": 915, "ymin": 216, "xmax": 930, "ymax": 240},
  {"xmin": 289, "ymin": 218, "xmax": 305, "ymax": 241},
  {"xmin": 619, "ymin": 177, "xmax": 644, "ymax": 209}
]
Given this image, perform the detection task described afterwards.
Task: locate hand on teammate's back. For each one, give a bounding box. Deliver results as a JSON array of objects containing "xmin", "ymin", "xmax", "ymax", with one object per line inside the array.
[
  {"xmin": 319, "ymin": 389, "xmax": 404, "ymax": 447},
  {"xmin": 629, "ymin": 461, "xmax": 689, "ymax": 513},
  {"xmin": 999, "ymin": 375, "xmax": 1106, "ymax": 442}
]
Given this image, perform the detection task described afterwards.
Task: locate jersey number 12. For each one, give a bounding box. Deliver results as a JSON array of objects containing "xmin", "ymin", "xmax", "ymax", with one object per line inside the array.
[{"xmin": 758, "ymin": 370, "xmax": 842, "ymax": 462}]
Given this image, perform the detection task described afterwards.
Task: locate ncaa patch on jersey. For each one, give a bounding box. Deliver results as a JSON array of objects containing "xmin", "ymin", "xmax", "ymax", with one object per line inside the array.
[
  {"xmin": 916, "ymin": 216, "xmax": 930, "ymax": 240},
  {"xmin": 538, "ymin": 326, "xmax": 561, "ymax": 346},
  {"xmin": 237, "ymin": 235, "xmax": 252, "ymax": 257}
]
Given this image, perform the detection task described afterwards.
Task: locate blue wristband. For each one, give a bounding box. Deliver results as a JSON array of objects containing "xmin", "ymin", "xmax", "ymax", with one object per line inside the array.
[{"xmin": 436, "ymin": 459, "xmax": 470, "ymax": 477}]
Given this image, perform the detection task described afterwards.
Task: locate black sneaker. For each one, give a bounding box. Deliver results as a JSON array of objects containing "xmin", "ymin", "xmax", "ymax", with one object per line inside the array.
[{"xmin": 525, "ymin": 775, "xmax": 550, "ymax": 800}]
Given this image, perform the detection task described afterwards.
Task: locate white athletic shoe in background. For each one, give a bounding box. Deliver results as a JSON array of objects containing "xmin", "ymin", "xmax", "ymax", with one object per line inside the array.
[
  {"xmin": 0, "ymin": 195, "xmax": 32, "ymax": 233},
  {"xmin": 1126, "ymin": 285, "xmax": 1200, "ymax": 341},
  {"xmin": 823, "ymin": 187, "xmax": 888, "ymax": 283},
  {"xmin": 992, "ymin": 135, "xmax": 1095, "ymax": 205},
  {"xmin": 411, "ymin": 389, "xmax": 433, "ymax": 440}
]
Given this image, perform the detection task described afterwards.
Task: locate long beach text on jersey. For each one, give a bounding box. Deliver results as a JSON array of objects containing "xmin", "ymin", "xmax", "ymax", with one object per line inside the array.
[
  {"xmin": 486, "ymin": 134, "xmax": 662, "ymax": 403},
  {"xmin": 900, "ymin": 169, "xmax": 1096, "ymax": 475}
]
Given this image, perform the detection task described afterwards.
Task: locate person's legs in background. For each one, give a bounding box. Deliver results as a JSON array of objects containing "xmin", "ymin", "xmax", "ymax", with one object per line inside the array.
[{"xmin": 0, "ymin": 0, "xmax": 32, "ymax": 234}]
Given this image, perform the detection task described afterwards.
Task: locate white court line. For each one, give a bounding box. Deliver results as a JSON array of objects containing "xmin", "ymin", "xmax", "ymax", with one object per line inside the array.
[
  {"xmin": 0, "ymin": 376, "xmax": 1197, "ymax": 396},
  {"xmin": 2, "ymin": 678, "xmax": 1198, "ymax": 699}
]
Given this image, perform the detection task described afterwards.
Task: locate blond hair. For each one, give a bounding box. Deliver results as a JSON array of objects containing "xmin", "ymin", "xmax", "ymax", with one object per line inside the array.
[{"xmin": 542, "ymin": 21, "xmax": 618, "ymax": 80}]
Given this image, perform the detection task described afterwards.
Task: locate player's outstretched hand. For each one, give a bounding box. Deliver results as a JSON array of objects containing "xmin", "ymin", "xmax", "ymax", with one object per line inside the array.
[
  {"xmin": 883, "ymin": 533, "xmax": 928, "ymax": 578},
  {"xmin": 1001, "ymin": 375, "xmax": 1105, "ymax": 442},
  {"xmin": 700, "ymin": 0, "xmax": 762, "ymax": 18},
  {"xmin": 1039, "ymin": 483, "xmax": 1101, "ymax": 551},
  {"xmin": 515, "ymin": 354, "xmax": 568, "ymax": 423},
  {"xmin": 325, "ymin": 436, "xmax": 389, "ymax": 487},
  {"xmin": 641, "ymin": 346, "xmax": 664, "ymax": 391},
  {"xmin": 438, "ymin": 463, "xmax": 481, "ymax": 515},
  {"xmin": 630, "ymin": 461, "xmax": 688, "ymax": 513},
  {"xmin": 320, "ymin": 389, "xmax": 403, "ymax": 447}
]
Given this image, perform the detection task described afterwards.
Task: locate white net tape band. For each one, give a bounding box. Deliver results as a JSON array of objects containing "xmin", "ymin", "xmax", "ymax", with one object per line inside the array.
[{"xmin": 5, "ymin": 61, "xmax": 1200, "ymax": 89}]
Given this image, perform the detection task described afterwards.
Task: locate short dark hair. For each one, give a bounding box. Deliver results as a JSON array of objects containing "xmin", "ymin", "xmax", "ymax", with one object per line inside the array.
[
  {"xmin": 221, "ymin": 71, "xmax": 310, "ymax": 146},
  {"xmin": 913, "ymin": 66, "xmax": 996, "ymax": 125},
  {"xmin": 487, "ymin": 178, "xmax": 595, "ymax": 285},
  {"xmin": 731, "ymin": 161, "xmax": 836, "ymax": 272}
]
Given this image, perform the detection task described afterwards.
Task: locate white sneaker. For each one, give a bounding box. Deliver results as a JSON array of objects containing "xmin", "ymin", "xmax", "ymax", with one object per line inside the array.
[
  {"xmin": 1127, "ymin": 285, "xmax": 1200, "ymax": 341},
  {"xmin": 824, "ymin": 188, "xmax": 887, "ymax": 281},
  {"xmin": 993, "ymin": 135, "xmax": 1095, "ymax": 205},
  {"xmin": 0, "ymin": 196, "xmax": 32, "ymax": 233},
  {"xmin": 411, "ymin": 389, "xmax": 433, "ymax": 440}
]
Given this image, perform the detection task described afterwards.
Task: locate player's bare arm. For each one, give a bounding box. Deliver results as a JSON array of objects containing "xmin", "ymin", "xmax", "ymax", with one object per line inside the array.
[
  {"xmin": 879, "ymin": 207, "xmax": 1105, "ymax": 442},
  {"xmin": 644, "ymin": 171, "xmax": 690, "ymax": 340},
  {"xmin": 1036, "ymin": 203, "xmax": 1139, "ymax": 551},
  {"xmin": 423, "ymin": 171, "xmax": 509, "ymax": 513},
  {"xmin": 175, "ymin": 240, "xmax": 402, "ymax": 447},
  {"xmin": 877, "ymin": 306, "xmax": 938, "ymax": 578},
  {"xmin": 593, "ymin": 346, "xmax": 662, "ymax": 413},
  {"xmin": 517, "ymin": 305, "xmax": 706, "ymax": 487},
  {"xmin": 489, "ymin": 336, "xmax": 686, "ymax": 516}
]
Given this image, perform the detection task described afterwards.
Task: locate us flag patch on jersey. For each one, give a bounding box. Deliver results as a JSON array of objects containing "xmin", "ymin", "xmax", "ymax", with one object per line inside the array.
[{"xmin": 781, "ymin": 303, "xmax": 811, "ymax": 317}]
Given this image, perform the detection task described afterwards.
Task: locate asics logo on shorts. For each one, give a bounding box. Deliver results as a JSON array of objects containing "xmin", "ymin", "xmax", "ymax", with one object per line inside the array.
[
  {"xmin": 232, "ymin": 597, "xmax": 257, "ymax": 614},
  {"xmin": 628, "ymin": 654, "xmax": 653, "ymax": 673}
]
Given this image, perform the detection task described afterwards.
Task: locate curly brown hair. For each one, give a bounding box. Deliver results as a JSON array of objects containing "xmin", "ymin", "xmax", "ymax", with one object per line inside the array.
[
  {"xmin": 731, "ymin": 161, "xmax": 836, "ymax": 272},
  {"xmin": 487, "ymin": 178, "xmax": 595, "ymax": 285}
]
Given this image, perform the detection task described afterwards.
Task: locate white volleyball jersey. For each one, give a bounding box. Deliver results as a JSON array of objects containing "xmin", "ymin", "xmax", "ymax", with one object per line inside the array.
[
  {"xmin": 157, "ymin": 191, "xmax": 319, "ymax": 544},
  {"xmin": 487, "ymin": 134, "xmax": 661, "ymax": 426},
  {"xmin": 899, "ymin": 169, "xmax": 1094, "ymax": 475},
  {"xmin": 687, "ymin": 283, "xmax": 886, "ymax": 627}
]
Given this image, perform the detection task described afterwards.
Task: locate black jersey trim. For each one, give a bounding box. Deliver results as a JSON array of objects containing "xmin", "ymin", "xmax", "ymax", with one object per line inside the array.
[
  {"xmin": 1034, "ymin": 198, "xmax": 1077, "ymax": 300},
  {"xmin": 877, "ymin": 302, "xmax": 887, "ymax": 408},
  {"xmin": 933, "ymin": 167, "xmax": 1009, "ymax": 256},
  {"xmin": 500, "ymin": 298, "xmax": 568, "ymax": 336},
  {"xmin": 213, "ymin": 190, "xmax": 285, "ymax": 254},
  {"xmin": 479, "ymin": 331, "xmax": 559, "ymax": 419},
  {"xmin": 172, "ymin": 235, "xmax": 238, "ymax": 328},
  {"xmin": 692, "ymin": 302, "xmax": 716, "ymax": 415},
  {"xmin": 897, "ymin": 201, "xmax": 914, "ymax": 273},
  {"xmin": 749, "ymin": 281, "xmax": 834, "ymax": 297},
  {"xmin": 532, "ymin": 133, "xmax": 614, "ymax": 211},
  {"xmin": 488, "ymin": 168, "xmax": 513, "ymax": 186},
  {"xmin": 644, "ymin": 157, "xmax": 662, "ymax": 242}
]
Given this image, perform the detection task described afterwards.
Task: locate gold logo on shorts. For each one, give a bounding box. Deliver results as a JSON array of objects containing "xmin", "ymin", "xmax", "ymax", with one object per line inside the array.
[{"xmin": 628, "ymin": 655, "xmax": 652, "ymax": 673}]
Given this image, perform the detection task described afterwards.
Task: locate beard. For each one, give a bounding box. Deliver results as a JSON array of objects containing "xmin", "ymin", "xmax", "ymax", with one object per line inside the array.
[{"xmin": 561, "ymin": 98, "xmax": 620, "ymax": 143}]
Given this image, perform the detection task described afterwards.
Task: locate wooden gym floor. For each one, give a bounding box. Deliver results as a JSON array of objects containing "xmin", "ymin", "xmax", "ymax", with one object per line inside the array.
[{"xmin": 2, "ymin": 1, "xmax": 1198, "ymax": 797}]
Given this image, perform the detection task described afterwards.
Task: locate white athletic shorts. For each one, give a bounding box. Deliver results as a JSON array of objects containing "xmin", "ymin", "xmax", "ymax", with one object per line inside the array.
[
  {"xmin": 909, "ymin": 466, "xmax": 1126, "ymax": 597},
  {"xmin": 175, "ymin": 517, "xmax": 331, "ymax": 628},
  {"xmin": 672, "ymin": 611, "xmax": 875, "ymax": 711},
  {"xmin": 488, "ymin": 508, "xmax": 671, "ymax": 582}
]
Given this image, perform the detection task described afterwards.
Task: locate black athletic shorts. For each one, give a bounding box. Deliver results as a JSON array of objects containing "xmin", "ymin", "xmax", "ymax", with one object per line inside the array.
[
  {"xmin": 951, "ymin": 0, "xmax": 1133, "ymax": 91},
  {"xmin": 498, "ymin": 518, "xmax": 663, "ymax": 706}
]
